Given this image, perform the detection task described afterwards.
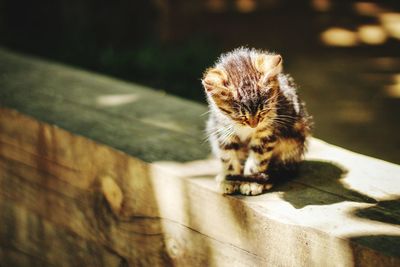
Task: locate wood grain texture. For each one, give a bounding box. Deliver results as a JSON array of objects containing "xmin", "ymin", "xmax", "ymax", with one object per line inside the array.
[
  {"xmin": 0, "ymin": 108, "xmax": 273, "ymax": 267},
  {"xmin": 0, "ymin": 48, "xmax": 400, "ymax": 266},
  {"xmin": 0, "ymin": 48, "xmax": 209, "ymax": 162}
]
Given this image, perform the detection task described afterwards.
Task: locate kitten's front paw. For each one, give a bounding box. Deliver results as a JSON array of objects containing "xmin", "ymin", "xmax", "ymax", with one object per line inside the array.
[
  {"xmin": 244, "ymin": 158, "xmax": 269, "ymax": 177},
  {"xmin": 216, "ymin": 175, "xmax": 273, "ymax": 195},
  {"xmin": 239, "ymin": 182, "xmax": 264, "ymax": 196}
]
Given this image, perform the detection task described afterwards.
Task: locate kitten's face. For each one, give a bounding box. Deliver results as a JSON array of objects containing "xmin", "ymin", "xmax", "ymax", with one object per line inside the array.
[
  {"xmin": 229, "ymin": 87, "xmax": 277, "ymax": 128},
  {"xmin": 202, "ymin": 51, "xmax": 282, "ymax": 128}
]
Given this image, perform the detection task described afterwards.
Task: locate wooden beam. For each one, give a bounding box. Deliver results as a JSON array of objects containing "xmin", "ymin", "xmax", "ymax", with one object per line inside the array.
[
  {"xmin": 0, "ymin": 199, "xmax": 125, "ymax": 267},
  {"xmin": 0, "ymin": 48, "xmax": 400, "ymax": 266},
  {"xmin": 0, "ymin": 108, "xmax": 271, "ymax": 266},
  {"xmin": 0, "ymin": 48, "xmax": 208, "ymax": 162}
]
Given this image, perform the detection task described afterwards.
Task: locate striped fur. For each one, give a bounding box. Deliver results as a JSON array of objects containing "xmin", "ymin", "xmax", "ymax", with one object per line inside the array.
[{"xmin": 203, "ymin": 47, "xmax": 312, "ymax": 195}]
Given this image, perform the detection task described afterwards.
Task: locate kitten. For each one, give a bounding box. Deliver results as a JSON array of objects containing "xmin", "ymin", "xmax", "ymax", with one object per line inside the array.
[{"xmin": 202, "ymin": 48, "xmax": 312, "ymax": 196}]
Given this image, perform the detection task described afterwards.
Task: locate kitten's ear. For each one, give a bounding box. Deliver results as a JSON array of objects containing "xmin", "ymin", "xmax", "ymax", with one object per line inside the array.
[
  {"xmin": 254, "ymin": 54, "xmax": 283, "ymax": 80},
  {"xmin": 202, "ymin": 68, "xmax": 229, "ymax": 94}
]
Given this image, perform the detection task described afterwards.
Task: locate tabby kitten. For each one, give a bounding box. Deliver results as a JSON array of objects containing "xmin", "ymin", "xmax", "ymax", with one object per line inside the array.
[{"xmin": 202, "ymin": 48, "xmax": 312, "ymax": 195}]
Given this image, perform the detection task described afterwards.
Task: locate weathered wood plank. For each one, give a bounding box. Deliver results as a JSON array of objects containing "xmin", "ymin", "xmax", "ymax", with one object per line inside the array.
[
  {"xmin": 0, "ymin": 152, "xmax": 272, "ymax": 267},
  {"xmin": 0, "ymin": 200, "xmax": 125, "ymax": 267},
  {"xmin": 0, "ymin": 48, "xmax": 209, "ymax": 162},
  {"xmin": 0, "ymin": 247, "xmax": 56, "ymax": 267},
  {"xmin": 0, "ymin": 48, "xmax": 397, "ymax": 205},
  {"xmin": 1, "ymin": 107, "xmax": 400, "ymax": 267},
  {"xmin": 0, "ymin": 48, "xmax": 400, "ymax": 266}
]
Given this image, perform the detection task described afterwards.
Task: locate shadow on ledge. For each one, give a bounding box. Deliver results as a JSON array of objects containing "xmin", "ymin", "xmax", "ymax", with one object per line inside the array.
[
  {"xmin": 272, "ymin": 160, "xmax": 378, "ymax": 209},
  {"xmin": 353, "ymin": 198, "xmax": 400, "ymax": 226},
  {"xmin": 349, "ymin": 200, "xmax": 400, "ymax": 260},
  {"xmin": 350, "ymin": 235, "xmax": 400, "ymax": 261}
]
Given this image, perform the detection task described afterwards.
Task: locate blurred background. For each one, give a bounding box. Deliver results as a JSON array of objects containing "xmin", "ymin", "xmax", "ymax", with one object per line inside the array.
[{"xmin": 0, "ymin": 0, "xmax": 399, "ymax": 163}]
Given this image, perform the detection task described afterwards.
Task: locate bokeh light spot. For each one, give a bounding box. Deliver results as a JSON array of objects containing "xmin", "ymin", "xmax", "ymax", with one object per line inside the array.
[
  {"xmin": 311, "ymin": 0, "xmax": 332, "ymax": 12},
  {"xmin": 353, "ymin": 2, "xmax": 384, "ymax": 17},
  {"xmin": 320, "ymin": 27, "xmax": 358, "ymax": 47},
  {"xmin": 236, "ymin": 0, "xmax": 257, "ymax": 13},
  {"xmin": 205, "ymin": 0, "xmax": 227, "ymax": 13},
  {"xmin": 96, "ymin": 94, "xmax": 139, "ymax": 107},
  {"xmin": 379, "ymin": 12, "xmax": 400, "ymax": 40},
  {"xmin": 358, "ymin": 25, "xmax": 387, "ymax": 45},
  {"xmin": 385, "ymin": 84, "xmax": 400, "ymax": 98},
  {"xmin": 385, "ymin": 74, "xmax": 400, "ymax": 98}
]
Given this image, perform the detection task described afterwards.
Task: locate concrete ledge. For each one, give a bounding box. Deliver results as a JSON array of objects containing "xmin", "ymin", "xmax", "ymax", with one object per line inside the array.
[{"xmin": 0, "ymin": 48, "xmax": 400, "ymax": 266}]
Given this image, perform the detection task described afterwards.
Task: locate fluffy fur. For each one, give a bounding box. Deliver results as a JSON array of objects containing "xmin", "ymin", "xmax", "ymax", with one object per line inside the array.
[{"xmin": 202, "ymin": 47, "xmax": 312, "ymax": 195}]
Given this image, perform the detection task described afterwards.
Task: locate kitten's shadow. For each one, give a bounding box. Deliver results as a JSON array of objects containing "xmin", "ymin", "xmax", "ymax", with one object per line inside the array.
[
  {"xmin": 163, "ymin": 158, "xmax": 378, "ymax": 209},
  {"xmin": 272, "ymin": 160, "xmax": 377, "ymax": 209}
]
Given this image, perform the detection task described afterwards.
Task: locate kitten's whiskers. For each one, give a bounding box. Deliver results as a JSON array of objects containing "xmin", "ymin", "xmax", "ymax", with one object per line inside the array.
[
  {"xmin": 204, "ymin": 124, "xmax": 235, "ymax": 145},
  {"xmin": 200, "ymin": 110, "xmax": 211, "ymax": 117}
]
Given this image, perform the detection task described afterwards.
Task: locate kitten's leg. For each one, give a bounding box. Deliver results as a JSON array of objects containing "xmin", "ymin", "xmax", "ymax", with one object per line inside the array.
[
  {"xmin": 210, "ymin": 134, "xmax": 245, "ymax": 194},
  {"xmin": 239, "ymin": 134, "xmax": 276, "ymax": 195},
  {"xmin": 207, "ymin": 118, "xmax": 245, "ymax": 194},
  {"xmin": 244, "ymin": 135, "xmax": 277, "ymax": 177},
  {"xmin": 216, "ymin": 136, "xmax": 244, "ymax": 177},
  {"xmin": 214, "ymin": 134, "xmax": 276, "ymax": 196},
  {"xmin": 216, "ymin": 136, "xmax": 246, "ymax": 194}
]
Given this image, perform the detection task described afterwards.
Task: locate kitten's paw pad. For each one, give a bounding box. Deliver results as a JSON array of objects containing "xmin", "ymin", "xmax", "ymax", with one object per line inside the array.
[
  {"xmin": 217, "ymin": 180, "xmax": 238, "ymax": 195},
  {"xmin": 239, "ymin": 182, "xmax": 265, "ymax": 196},
  {"xmin": 239, "ymin": 182, "xmax": 251, "ymax": 195}
]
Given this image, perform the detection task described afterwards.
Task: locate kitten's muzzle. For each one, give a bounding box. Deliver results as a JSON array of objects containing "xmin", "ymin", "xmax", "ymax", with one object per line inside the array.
[{"xmin": 248, "ymin": 116, "xmax": 259, "ymax": 128}]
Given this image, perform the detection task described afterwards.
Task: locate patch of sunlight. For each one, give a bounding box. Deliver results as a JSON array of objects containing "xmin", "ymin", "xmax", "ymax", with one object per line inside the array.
[
  {"xmin": 311, "ymin": 0, "xmax": 331, "ymax": 12},
  {"xmin": 336, "ymin": 101, "xmax": 374, "ymax": 124},
  {"xmin": 291, "ymin": 202, "xmax": 400, "ymax": 237},
  {"xmin": 320, "ymin": 27, "xmax": 358, "ymax": 47},
  {"xmin": 236, "ymin": 0, "xmax": 257, "ymax": 13},
  {"xmin": 308, "ymin": 140, "xmax": 400, "ymax": 201},
  {"xmin": 150, "ymin": 159, "xmax": 217, "ymax": 264},
  {"xmin": 358, "ymin": 25, "xmax": 388, "ymax": 45},
  {"xmin": 339, "ymin": 163, "xmax": 400, "ymax": 201},
  {"xmin": 150, "ymin": 162, "xmax": 190, "ymax": 225},
  {"xmin": 205, "ymin": 0, "xmax": 227, "ymax": 12},
  {"xmin": 141, "ymin": 118, "xmax": 186, "ymax": 133},
  {"xmin": 379, "ymin": 12, "xmax": 400, "ymax": 40},
  {"xmin": 353, "ymin": 2, "xmax": 384, "ymax": 17},
  {"xmin": 153, "ymin": 159, "xmax": 219, "ymax": 179},
  {"xmin": 336, "ymin": 203, "xmax": 400, "ymax": 237},
  {"xmin": 96, "ymin": 94, "xmax": 139, "ymax": 107},
  {"xmin": 150, "ymin": 148, "xmax": 400, "ymax": 264}
]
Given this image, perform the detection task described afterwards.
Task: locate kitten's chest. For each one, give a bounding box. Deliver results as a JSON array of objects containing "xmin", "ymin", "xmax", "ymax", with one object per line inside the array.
[{"xmin": 234, "ymin": 125, "xmax": 257, "ymax": 141}]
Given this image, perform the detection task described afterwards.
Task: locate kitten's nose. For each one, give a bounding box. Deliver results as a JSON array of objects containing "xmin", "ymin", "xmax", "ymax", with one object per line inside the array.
[{"xmin": 248, "ymin": 116, "xmax": 259, "ymax": 128}]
